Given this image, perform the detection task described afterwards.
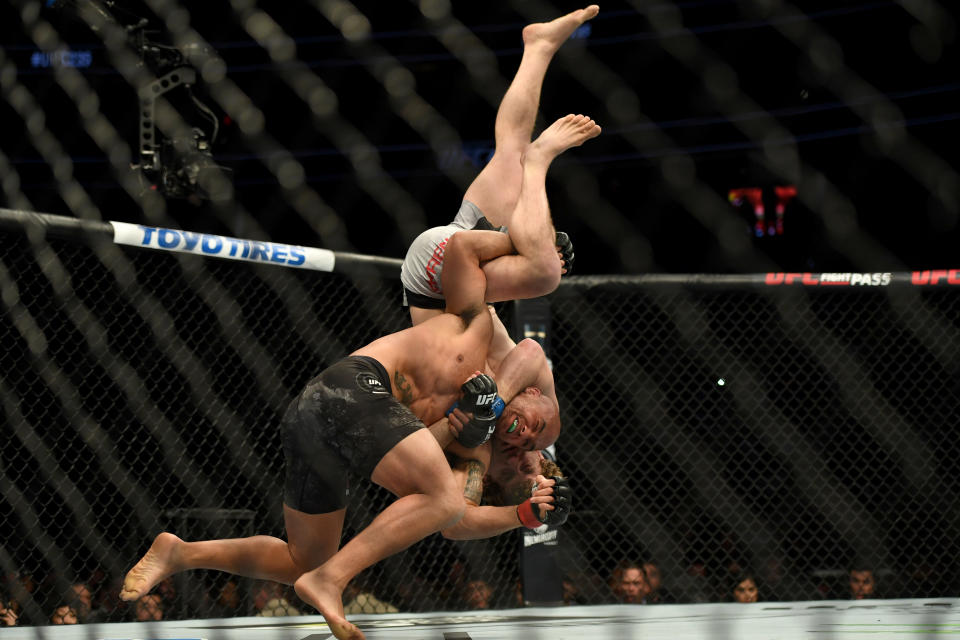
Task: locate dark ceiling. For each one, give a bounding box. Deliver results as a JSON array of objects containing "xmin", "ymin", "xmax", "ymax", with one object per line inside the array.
[{"xmin": 1, "ymin": 0, "xmax": 957, "ymax": 275}]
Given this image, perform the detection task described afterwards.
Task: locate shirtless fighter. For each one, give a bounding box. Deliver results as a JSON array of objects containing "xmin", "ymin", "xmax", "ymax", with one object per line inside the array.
[{"xmin": 116, "ymin": 112, "xmax": 595, "ymax": 638}]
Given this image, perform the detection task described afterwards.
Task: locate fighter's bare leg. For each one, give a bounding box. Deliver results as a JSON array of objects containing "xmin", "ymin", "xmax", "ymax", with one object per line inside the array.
[
  {"xmin": 463, "ymin": 5, "xmax": 599, "ymax": 226},
  {"xmin": 121, "ymin": 510, "xmax": 344, "ymax": 601},
  {"xmin": 293, "ymin": 429, "xmax": 464, "ymax": 640},
  {"xmin": 482, "ymin": 114, "xmax": 601, "ymax": 302}
]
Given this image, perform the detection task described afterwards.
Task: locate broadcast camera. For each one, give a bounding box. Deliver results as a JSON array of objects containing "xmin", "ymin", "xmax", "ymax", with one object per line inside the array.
[{"xmin": 54, "ymin": 0, "xmax": 233, "ymax": 200}]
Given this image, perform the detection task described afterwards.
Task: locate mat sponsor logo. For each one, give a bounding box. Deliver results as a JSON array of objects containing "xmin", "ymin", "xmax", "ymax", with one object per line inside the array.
[{"xmin": 764, "ymin": 272, "xmax": 892, "ymax": 286}]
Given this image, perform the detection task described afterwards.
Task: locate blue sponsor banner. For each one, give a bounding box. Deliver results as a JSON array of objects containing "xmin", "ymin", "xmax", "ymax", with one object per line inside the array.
[{"xmin": 111, "ymin": 222, "xmax": 335, "ymax": 272}]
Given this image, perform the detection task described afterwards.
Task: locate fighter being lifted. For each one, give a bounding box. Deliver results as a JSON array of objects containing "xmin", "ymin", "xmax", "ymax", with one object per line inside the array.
[
  {"xmin": 408, "ymin": 2, "xmax": 601, "ymax": 546},
  {"xmin": 401, "ymin": 3, "xmax": 600, "ymax": 466},
  {"xmin": 401, "ymin": 6, "xmax": 600, "ymax": 325}
]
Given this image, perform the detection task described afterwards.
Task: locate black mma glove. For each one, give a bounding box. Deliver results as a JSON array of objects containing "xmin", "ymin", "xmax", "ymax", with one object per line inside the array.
[
  {"xmin": 455, "ymin": 374, "xmax": 500, "ymax": 448},
  {"xmin": 517, "ymin": 476, "xmax": 572, "ymax": 528},
  {"xmin": 555, "ymin": 231, "xmax": 575, "ymax": 276}
]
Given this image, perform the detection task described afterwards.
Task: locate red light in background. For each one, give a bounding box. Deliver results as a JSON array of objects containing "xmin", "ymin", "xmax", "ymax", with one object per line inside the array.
[{"xmin": 728, "ymin": 186, "xmax": 798, "ymax": 237}]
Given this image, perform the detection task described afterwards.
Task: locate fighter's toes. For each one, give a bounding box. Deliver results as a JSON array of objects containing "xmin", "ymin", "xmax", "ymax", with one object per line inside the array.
[{"xmin": 118, "ymin": 587, "xmax": 140, "ymax": 602}]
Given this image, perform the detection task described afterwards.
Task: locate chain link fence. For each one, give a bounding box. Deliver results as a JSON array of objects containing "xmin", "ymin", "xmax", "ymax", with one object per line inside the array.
[
  {"xmin": 1, "ymin": 0, "xmax": 958, "ymax": 633},
  {"xmin": 550, "ymin": 276, "xmax": 960, "ymax": 605},
  {"xmin": 2, "ymin": 229, "xmax": 959, "ymax": 627}
]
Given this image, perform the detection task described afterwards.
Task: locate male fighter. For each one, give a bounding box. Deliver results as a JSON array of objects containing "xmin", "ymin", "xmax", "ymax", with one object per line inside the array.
[
  {"xmin": 402, "ymin": 7, "xmax": 600, "ymax": 478},
  {"xmin": 401, "ymin": 5, "xmax": 600, "ymax": 325},
  {"xmin": 117, "ymin": 113, "xmax": 593, "ymax": 639},
  {"xmin": 437, "ymin": 307, "xmax": 572, "ymax": 541}
]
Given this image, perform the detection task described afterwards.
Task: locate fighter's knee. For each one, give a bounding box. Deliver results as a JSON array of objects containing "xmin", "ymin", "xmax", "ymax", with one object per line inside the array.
[
  {"xmin": 436, "ymin": 482, "xmax": 466, "ymax": 528},
  {"xmin": 527, "ymin": 253, "xmax": 563, "ymax": 294}
]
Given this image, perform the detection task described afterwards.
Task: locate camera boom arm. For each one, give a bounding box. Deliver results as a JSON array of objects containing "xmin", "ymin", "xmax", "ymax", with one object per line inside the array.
[{"xmin": 137, "ymin": 67, "xmax": 197, "ymax": 174}]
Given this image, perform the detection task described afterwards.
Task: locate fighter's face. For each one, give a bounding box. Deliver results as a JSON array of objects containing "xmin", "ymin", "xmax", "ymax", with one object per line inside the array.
[
  {"xmin": 495, "ymin": 388, "xmax": 560, "ymax": 451},
  {"xmin": 490, "ymin": 438, "xmax": 544, "ymax": 487}
]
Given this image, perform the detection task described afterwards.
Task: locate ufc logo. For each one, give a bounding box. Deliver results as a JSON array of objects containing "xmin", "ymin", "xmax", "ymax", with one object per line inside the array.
[{"xmin": 476, "ymin": 393, "xmax": 496, "ymax": 406}]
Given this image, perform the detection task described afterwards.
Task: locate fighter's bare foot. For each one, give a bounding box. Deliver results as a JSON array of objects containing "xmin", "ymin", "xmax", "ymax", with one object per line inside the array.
[
  {"xmin": 294, "ymin": 571, "xmax": 364, "ymax": 640},
  {"xmin": 120, "ymin": 532, "xmax": 183, "ymax": 602},
  {"xmin": 522, "ymin": 5, "xmax": 599, "ymax": 55},
  {"xmin": 526, "ymin": 114, "xmax": 602, "ymax": 165}
]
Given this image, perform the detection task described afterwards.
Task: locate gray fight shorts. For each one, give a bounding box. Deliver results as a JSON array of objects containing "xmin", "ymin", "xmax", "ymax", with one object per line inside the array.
[{"xmin": 400, "ymin": 200, "xmax": 499, "ymax": 309}]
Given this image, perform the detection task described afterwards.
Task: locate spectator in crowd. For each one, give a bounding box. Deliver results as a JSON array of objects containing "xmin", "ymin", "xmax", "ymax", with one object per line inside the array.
[
  {"xmin": 4, "ymin": 571, "xmax": 35, "ymax": 625},
  {"xmin": 562, "ymin": 574, "xmax": 587, "ymax": 606},
  {"xmin": 609, "ymin": 560, "xmax": 649, "ymax": 604},
  {"xmin": 208, "ymin": 577, "xmax": 244, "ymax": 618},
  {"xmin": 157, "ymin": 576, "xmax": 177, "ymax": 610},
  {"xmin": 849, "ymin": 566, "xmax": 877, "ymax": 600},
  {"xmin": 461, "ymin": 578, "xmax": 495, "ymax": 610},
  {"xmin": 67, "ymin": 582, "xmax": 94, "ymax": 622},
  {"xmin": 49, "ymin": 604, "xmax": 78, "ymax": 624},
  {"xmin": 253, "ymin": 580, "xmax": 301, "ymax": 617},
  {"xmin": 642, "ymin": 560, "xmax": 673, "ymax": 604},
  {"xmin": 899, "ymin": 555, "xmax": 943, "ymax": 598},
  {"xmin": 134, "ymin": 593, "xmax": 165, "ymax": 621},
  {"xmin": 438, "ymin": 558, "xmax": 470, "ymax": 610},
  {"xmin": 89, "ymin": 575, "xmax": 129, "ymax": 623},
  {"xmin": 671, "ymin": 555, "xmax": 713, "ymax": 604},
  {"xmin": 512, "ymin": 578, "xmax": 525, "ymax": 607},
  {"xmin": 730, "ymin": 571, "xmax": 760, "ymax": 603},
  {"xmin": 9, "ymin": 572, "xmax": 36, "ymax": 600},
  {"xmin": 342, "ymin": 572, "xmax": 399, "ymax": 615},
  {"xmin": 1, "ymin": 590, "xmax": 18, "ymax": 626},
  {"xmin": 390, "ymin": 572, "xmax": 434, "ymax": 613}
]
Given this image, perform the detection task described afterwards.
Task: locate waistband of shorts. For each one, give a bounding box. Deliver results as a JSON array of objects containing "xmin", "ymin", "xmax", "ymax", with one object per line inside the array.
[
  {"xmin": 403, "ymin": 288, "xmax": 446, "ymax": 310},
  {"xmin": 348, "ymin": 355, "xmax": 392, "ymax": 395}
]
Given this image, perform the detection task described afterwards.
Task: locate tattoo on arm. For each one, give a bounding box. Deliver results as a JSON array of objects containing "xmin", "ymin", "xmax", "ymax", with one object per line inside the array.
[
  {"xmin": 463, "ymin": 460, "xmax": 486, "ymax": 504},
  {"xmin": 393, "ymin": 371, "xmax": 414, "ymax": 405}
]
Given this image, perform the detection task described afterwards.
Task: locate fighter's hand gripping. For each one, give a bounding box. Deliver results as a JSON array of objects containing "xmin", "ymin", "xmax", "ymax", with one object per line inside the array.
[
  {"xmin": 451, "ymin": 373, "xmax": 501, "ymax": 448},
  {"xmin": 517, "ymin": 475, "xmax": 572, "ymax": 529}
]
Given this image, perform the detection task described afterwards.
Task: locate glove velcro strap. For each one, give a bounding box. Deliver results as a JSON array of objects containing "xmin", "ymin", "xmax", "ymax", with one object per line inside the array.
[
  {"xmin": 517, "ymin": 499, "xmax": 542, "ymax": 529},
  {"xmin": 446, "ymin": 395, "xmax": 505, "ymax": 418}
]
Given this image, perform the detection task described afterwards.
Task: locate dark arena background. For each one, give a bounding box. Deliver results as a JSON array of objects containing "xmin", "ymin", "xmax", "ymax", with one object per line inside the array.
[{"xmin": 1, "ymin": 1, "xmax": 959, "ymax": 639}]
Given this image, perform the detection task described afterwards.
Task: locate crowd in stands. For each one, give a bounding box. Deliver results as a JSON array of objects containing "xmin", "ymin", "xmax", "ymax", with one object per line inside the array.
[
  {"xmin": 0, "ymin": 555, "xmax": 921, "ymax": 627},
  {"xmin": 0, "ymin": 570, "xmax": 302, "ymax": 627}
]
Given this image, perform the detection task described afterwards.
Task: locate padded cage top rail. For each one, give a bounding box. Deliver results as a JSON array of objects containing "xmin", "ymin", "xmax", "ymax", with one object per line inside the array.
[
  {"xmin": 0, "ymin": 206, "xmax": 402, "ymax": 278},
  {"xmin": 2, "ymin": 206, "xmax": 959, "ymax": 289}
]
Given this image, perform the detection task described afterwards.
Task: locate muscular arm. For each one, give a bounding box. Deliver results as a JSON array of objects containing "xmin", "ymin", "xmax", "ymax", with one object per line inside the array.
[
  {"xmin": 427, "ymin": 417, "xmax": 456, "ymax": 450},
  {"xmin": 441, "ymin": 455, "xmax": 525, "ymax": 541},
  {"xmin": 488, "ymin": 330, "xmax": 556, "ymax": 403},
  {"xmin": 428, "ymin": 438, "xmax": 524, "ymax": 541}
]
